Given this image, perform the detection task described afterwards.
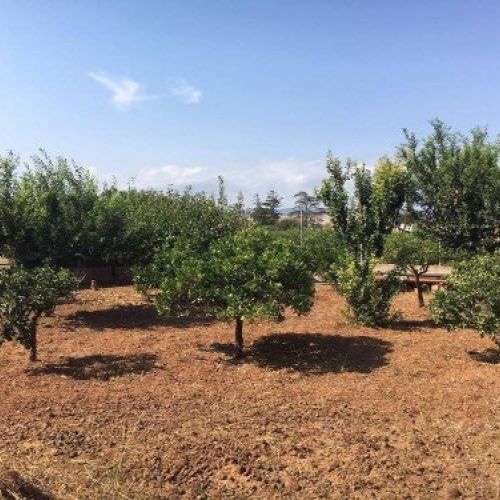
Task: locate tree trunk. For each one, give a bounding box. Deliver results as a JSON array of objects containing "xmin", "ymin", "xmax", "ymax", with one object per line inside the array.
[
  {"xmin": 415, "ymin": 272, "xmax": 425, "ymax": 308},
  {"xmin": 234, "ymin": 317, "xmax": 244, "ymax": 358}
]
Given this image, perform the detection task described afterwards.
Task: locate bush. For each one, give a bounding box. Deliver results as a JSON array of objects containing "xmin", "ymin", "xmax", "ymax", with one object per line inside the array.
[
  {"xmin": 430, "ymin": 255, "xmax": 500, "ymax": 347},
  {"xmin": 0, "ymin": 266, "xmax": 78, "ymax": 361},
  {"xmin": 335, "ymin": 257, "xmax": 401, "ymax": 326}
]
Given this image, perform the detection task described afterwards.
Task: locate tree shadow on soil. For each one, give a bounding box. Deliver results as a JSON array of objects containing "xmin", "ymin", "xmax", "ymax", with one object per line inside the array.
[
  {"xmin": 468, "ymin": 348, "xmax": 500, "ymax": 364},
  {"xmin": 28, "ymin": 353, "xmax": 158, "ymax": 380},
  {"xmin": 66, "ymin": 304, "xmax": 213, "ymax": 331},
  {"xmin": 0, "ymin": 469, "xmax": 53, "ymax": 500},
  {"xmin": 209, "ymin": 332, "xmax": 392, "ymax": 374}
]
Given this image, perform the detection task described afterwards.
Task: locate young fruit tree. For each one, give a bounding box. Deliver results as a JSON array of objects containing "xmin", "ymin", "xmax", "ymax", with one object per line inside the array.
[
  {"xmin": 430, "ymin": 255, "xmax": 500, "ymax": 349},
  {"xmin": 319, "ymin": 156, "xmax": 401, "ymax": 326},
  {"xmin": 138, "ymin": 226, "xmax": 315, "ymax": 357},
  {"xmin": 335, "ymin": 257, "xmax": 401, "ymax": 327},
  {"xmin": 0, "ymin": 266, "xmax": 78, "ymax": 361},
  {"xmin": 383, "ymin": 232, "xmax": 440, "ymax": 307}
]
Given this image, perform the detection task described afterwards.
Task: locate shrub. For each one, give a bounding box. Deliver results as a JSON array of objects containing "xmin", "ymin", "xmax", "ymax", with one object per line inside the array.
[
  {"xmin": 335, "ymin": 257, "xmax": 401, "ymax": 326},
  {"xmin": 430, "ymin": 255, "xmax": 500, "ymax": 347}
]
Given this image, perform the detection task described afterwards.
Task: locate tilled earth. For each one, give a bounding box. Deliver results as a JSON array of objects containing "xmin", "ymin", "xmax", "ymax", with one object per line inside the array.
[{"xmin": 0, "ymin": 285, "xmax": 499, "ymax": 499}]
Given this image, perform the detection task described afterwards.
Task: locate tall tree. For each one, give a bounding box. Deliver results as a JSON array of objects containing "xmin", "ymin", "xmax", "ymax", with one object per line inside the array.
[
  {"xmin": 373, "ymin": 156, "xmax": 408, "ymax": 254},
  {"xmin": 235, "ymin": 191, "xmax": 245, "ymax": 214},
  {"xmin": 292, "ymin": 191, "xmax": 321, "ymax": 228},
  {"xmin": 13, "ymin": 150, "xmax": 99, "ymax": 266},
  {"xmin": 399, "ymin": 119, "xmax": 500, "ymax": 252},
  {"xmin": 252, "ymin": 190, "xmax": 282, "ymax": 225},
  {"xmin": 319, "ymin": 154, "xmax": 401, "ymax": 325},
  {"xmin": 348, "ymin": 164, "xmax": 376, "ymax": 258},
  {"xmin": 318, "ymin": 152, "xmax": 350, "ymax": 235},
  {"xmin": 217, "ymin": 175, "xmax": 228, "ymax": 208}
]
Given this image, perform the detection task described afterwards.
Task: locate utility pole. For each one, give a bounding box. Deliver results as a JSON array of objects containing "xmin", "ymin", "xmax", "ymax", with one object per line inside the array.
[{"xmin": 300, "ymin": 207, "xmax": 304, "ymax": 245}]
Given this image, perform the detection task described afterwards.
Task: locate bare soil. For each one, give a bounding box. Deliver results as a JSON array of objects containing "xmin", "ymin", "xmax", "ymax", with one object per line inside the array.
[{"xmin": 0, "ymin": 286, "xmax": 498, "ymax": 499}]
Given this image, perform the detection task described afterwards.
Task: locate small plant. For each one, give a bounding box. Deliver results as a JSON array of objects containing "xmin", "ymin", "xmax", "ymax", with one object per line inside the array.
[
  {"xmin": 430, "ymin": 255, "xmax": 500, "ymax": 348},
  {"xmin": 383, "ymin": 232, "xmax": 440, "ymax": 307},
  {"xmin": 0, "ymin": 265, "xmax": 78, "ymax": 361},
  {"xmin": 335, "ymin": 257, "xmax": 400, "ymax": 327}
]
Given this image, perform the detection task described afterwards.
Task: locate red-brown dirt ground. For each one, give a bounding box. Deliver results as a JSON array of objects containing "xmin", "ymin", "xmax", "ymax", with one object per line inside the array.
[{"xmin": 0, "ymin": 285, "xmax": 499, "ymax": 499}]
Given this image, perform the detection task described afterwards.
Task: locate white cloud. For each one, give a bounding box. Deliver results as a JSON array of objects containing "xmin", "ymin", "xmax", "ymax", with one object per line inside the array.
[
  {"xmin": 138, "ymin": 164, "xmax": 209, "ymax": 187},
  {"xmin": 170, "ymin": 79, "xmax": 203, "ymax": 104},
  {"xmin": 133, "ymin": 158, "xmax": 325, "ymax": 204},
  {"xmin": 89, "ymin": 72, "xmax": 150, "ymax": 107}
]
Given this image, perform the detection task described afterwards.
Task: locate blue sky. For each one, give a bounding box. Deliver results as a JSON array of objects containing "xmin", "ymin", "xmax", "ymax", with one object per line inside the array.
[{"xmin": 1, "ymin": 1, "xmax": 500, "ymax": 204}]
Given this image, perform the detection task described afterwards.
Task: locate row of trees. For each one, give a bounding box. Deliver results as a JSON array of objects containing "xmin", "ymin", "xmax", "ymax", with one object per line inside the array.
[
  {"xmin": 0, "ymin": 151, "xmax": 244, "ymax": 267},
  {"xmin": 2, "ymin": 229, "xmax": 498, "ymax": 363},
  {"xmin": 1, "ymin": 120, "xmax": 499, "ymax": 361}
]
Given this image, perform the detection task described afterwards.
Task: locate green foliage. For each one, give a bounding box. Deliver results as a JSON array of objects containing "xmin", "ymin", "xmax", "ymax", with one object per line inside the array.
[
  {"xmin": 400, "ymin": 119, "xmax": 500, "ymax": 252},
  {"xmin": 318, "ymin": 154, "xmax": 383, "ymax": 257},
  {"xmin": 134, "ymin": 195, "xmax": 246, "ymax": 300},
  {"xmin": 0, "ymin": 151, "xmax": 245, "ymax": 268},
  {"xmin": 383, "ymin": 231, "xmax": 441, "ymax": 306},
  {"xmin": 136, "ymin": 226, "xmax": 315, "ymax": 354},
  {"xmin": 317, "ymin": 152, "xmax": 350, "ymax": 235},
  {"xmin": 0, "ymin": 153, "xmax": 19, "ymax": 257},
  {"xmin": 135, "ymin": 237, "xmax": 205, "ymax": 316},
  {"xmin": 14, "ymin": 150, "xmax": 99, "ymax": 266},
  {"xmin": 335, "ymin": 258, "xmax": 401, "ymax": 327},
  {"xmin": 373, "ymin": 157, "xmax": 408, "ymax": 254},
  {"xmin": 0, "ymin": 266, "xmax": 78, "ymax": 360},
  {"xmin": 142, "ymin": 226, "xmax": 314, "ymax": 321},
  {"xmin": 319, "ymin": 155, "xmax": 401, "ymax": 323},
  {"xmin": 205, "ymin": 227, "xmax": 314, "ymax": 321},
  {"xmin": 274, "ymin": 218, "xmax": 301, "ymax": 231},
  {"xmin": 348, "ymin": 164, "xmax": 376, "ymax": 254},
  {"xmin": 430, "ymin": 255, "xmax": 500, "ymax": 347},
  {"xmin": 256, "ymin": 224, "xmax": 349, "ymax": 280},
  {"xmin": 383, "ymin": 232, "xmax": 441, "ymax": 272},
  {"xmin": 301, "ymin": 228, "xmax": 349, "ymax": 279}
]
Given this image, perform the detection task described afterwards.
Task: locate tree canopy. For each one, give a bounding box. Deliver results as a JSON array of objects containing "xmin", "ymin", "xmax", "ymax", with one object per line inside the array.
[
  {"xmin": 136, "ymin": 226, "xmax": 315, "ymax": 357},
  {"xmin": 383, "ymin": 232, "xmax": 441, "ymax": 306},
  {"xmin": 430, "ymin": 255, "xmax": 500, "ymax": 348},
  {"xmin": 0, "ymin": 266, "xmax": 78, "ymax": 361},
  {"xmin": 399, "ymin": 119, "xmax": 500, "ymax": 252}
]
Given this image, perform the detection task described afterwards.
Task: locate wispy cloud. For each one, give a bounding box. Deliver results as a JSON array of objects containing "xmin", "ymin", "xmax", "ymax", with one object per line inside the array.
[
  {"xmin": 134, "ymin": 158, "xmax": 325, "ymax": 204},
  {"xmin": 89, "ymin": 72, "xmax": 150, "ymax": 107},
  {"xmin": 170, "ymin": 79, "xmax": 203, "ymax": 104},
  {"xmin": 139, "ymin": 164, "xmax": 208, "ymax": 186}
]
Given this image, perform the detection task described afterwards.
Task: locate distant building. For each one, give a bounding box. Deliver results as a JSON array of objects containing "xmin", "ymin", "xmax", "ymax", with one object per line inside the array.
[{"xmin": 278, "ymin": 206, "xmax": 331, "ymax": 227}]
